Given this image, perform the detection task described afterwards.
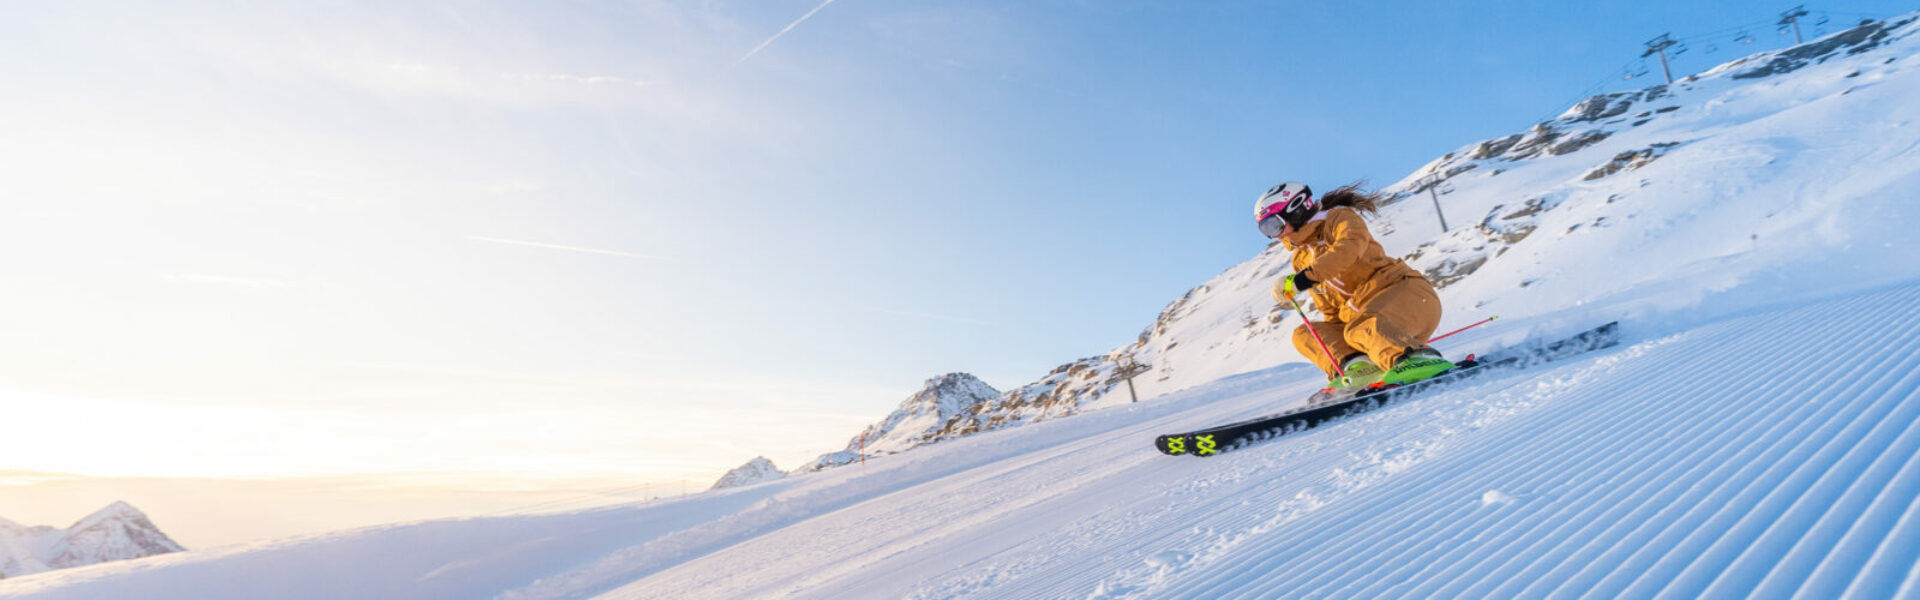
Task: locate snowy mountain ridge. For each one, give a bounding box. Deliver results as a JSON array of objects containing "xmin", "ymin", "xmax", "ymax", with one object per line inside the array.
[
  {"xmin": 0, "ymin": 502, "xmax": 184, "ymax": 579},
  {"xmin": 8, "ymin": 13, "xmax": 1920, "ymax": 600}
]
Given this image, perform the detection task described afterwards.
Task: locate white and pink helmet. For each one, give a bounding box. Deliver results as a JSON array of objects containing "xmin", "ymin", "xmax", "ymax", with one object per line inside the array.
[{"xmin": 1254, "ymin": 181, "xmax": 1314, "ymax": 238}]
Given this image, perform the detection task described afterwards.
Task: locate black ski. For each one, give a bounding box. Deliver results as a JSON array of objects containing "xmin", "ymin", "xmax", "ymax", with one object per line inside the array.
[{"xmin": 1154, "ymin": 322, "xmax": 1620, "ymax": 457}]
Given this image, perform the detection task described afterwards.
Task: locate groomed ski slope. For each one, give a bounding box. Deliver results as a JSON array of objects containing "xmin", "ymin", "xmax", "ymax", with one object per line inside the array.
[
  {"xmin": 576, "ymin": 281, "xmax": 1920, "ymax": 599},
  {"xmin": 11, "ymin": 279, "xmax": 1919, "ymax": 599}
]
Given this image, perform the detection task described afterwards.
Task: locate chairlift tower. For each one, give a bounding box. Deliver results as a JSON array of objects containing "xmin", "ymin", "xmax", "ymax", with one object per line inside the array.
[
  {"xmin": 1116, "ymin": 355, "xmax": 1149, "ymax": 403},
  {"xmin": 1416, "ymin": 173, "xmax": 1452, "ymax": 233},
  {"xmin": 1779, "ymin": 5, "xmax": 1810, "ymax": 44},
  {"xmin": 1643, "ymin": 34, "xmax": 1678, "ymax": 84}
]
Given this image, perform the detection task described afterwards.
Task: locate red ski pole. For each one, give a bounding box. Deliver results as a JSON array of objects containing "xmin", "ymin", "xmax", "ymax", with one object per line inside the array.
[
  {"xmin": 1428, "ymin": 315, "xmax": 1498, "ymax": 345},
  {"xmin": 1284, "ymin": 293, "xmax": 1346, "ymax": 379}
]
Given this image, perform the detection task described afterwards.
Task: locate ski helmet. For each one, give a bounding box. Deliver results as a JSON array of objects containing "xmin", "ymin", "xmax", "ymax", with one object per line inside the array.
[{"xmin": 1254, "ymin": 181, "xmax": 1314, "ymax": 238}]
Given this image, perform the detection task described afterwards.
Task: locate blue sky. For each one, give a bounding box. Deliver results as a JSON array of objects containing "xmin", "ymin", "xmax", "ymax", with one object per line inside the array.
[{"xmin": 2, "ymin": 0, "xmax": 1915, "ymax": 541}]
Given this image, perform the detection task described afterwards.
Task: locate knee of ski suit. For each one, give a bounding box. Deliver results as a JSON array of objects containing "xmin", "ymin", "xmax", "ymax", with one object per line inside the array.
[{"xmin": 1293, "ymin": 320, "xmax": 1358, "ymax": 377}]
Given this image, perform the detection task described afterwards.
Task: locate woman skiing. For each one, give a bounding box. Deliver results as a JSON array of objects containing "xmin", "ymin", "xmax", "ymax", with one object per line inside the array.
[{"xmin": 1256, "ymin": 181, "xmax": 1454, "ymax": 390}]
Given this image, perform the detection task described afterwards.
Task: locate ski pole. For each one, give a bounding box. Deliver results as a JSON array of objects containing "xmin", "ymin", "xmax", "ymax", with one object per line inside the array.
[
  {"xmin": 1428, "ymin": 315, "xmax": 1498, "ymax": 345},
  {"xmin": 1284, "ymin": 293, "xmax": 1346, "ymax": 379}
]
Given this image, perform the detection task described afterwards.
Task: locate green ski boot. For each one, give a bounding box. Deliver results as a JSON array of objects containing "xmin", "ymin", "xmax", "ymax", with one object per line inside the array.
[
  {"xmin": 1381, "ymin": 347, "xmax": 1455, "ymax": 386},
  {"xmin": 1332, "ymin": 355, "xmax": 1386, "ymax": 391}
]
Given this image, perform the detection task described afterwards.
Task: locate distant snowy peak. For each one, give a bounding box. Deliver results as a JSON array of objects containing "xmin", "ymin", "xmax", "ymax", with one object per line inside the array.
[
  {"xmin": 902, "ymin": 373, "xmax": 1002, "ymax": 423},
  {"xmin": 43, "ymin": 501, "xmax": 184, "ymax": 570},
  {"xmin": 711, "ymin": 457, "xmax": 787, "ymax": 490},
  {"xmin": 0, "ymin": 501, "xmax": 183, "ymax": 578},
  {"xmin": 66, "ymin": 501, "xmax": 146, "ymax": 533},
  {"xmin": 853, "ymin": 373, "xmax": 1000, "ymax": 454},
  {"xmin": 802, "ymin": 373, "xmax": 1001, "ymax": 472}
]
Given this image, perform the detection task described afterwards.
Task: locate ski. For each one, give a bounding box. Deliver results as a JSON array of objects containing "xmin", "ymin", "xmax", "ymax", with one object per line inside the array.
[{"xmin": 1154, "ymin": 321, "xmax": 1620, "ymax": 457}]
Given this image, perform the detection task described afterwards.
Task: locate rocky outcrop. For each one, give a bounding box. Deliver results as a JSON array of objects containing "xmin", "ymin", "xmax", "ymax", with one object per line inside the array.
[
  {"xmin": 1729, "ymin": 17, "xmax": 1915, "ymax": 79},
  {"xmin": 1584, "ymin": 142, "xmax": 1682, "ymax": 181}
]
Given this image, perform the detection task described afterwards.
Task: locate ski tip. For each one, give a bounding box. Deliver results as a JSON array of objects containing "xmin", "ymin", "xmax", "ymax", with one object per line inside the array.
[{"xmin": 1154, "ymin": 434, "xmax": 1189, "ymax": 456}]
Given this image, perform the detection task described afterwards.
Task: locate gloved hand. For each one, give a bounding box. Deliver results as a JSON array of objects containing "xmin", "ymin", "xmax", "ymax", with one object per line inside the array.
[
  {"xmin": 1272, "ymin": 274, "xmax": 1301, "ymax": 305},
  {"xmin": 1272, "ymin": 272, "xmax": 1317, "ymax": 305}
]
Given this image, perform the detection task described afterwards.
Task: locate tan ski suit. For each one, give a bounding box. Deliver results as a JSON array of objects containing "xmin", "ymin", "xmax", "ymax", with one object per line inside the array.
[{"xmin": 1275, "ymin": 207, "xmax": 1443, "ymax": 376}]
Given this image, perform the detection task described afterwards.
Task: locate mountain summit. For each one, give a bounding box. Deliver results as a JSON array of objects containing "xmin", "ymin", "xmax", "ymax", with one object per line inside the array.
[
  {"xmin": 802, "ymin": 373, "xmax": 1001, "ymax": 471},
  {"xmin": 0, "ymin": 501, "xmax": 184, "ymax": 578},
  {"xmin": 710, "ymin": 457, "xmax": 786, "ymax": 490}
]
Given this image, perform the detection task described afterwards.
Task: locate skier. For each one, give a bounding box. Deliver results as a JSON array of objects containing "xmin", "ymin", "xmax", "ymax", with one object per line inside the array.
[{"xmin": 1256, "ymin": 181, "xmax": 1455, "ymax": 390}]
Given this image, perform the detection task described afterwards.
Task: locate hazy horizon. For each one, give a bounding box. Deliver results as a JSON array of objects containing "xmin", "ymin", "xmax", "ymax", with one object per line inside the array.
[{"xmin": 0, "ymin": 469, "xmax": 717, "ymax": 548}]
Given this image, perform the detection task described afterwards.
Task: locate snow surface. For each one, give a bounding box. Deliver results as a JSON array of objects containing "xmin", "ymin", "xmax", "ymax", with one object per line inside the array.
[{"xmin": 8, "ymin": 14, "xmax": 1920, "ymax": 600}]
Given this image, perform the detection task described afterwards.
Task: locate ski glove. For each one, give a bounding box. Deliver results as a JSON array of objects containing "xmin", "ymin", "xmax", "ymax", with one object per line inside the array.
[{"xmin": 1272, "ymin": 272, "xmax": 1317, "ymax": 304}]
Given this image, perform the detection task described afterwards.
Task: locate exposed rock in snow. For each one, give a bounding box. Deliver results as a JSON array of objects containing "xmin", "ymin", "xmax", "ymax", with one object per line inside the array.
[
  {"xmin": 0, "ymin": 501, "xmax": 184, "ymax": 578},
  {"xmin": 710, "ymin": 457, "xmax": 786, "ymax": 490},
  {"xmin": 1582, "ymin": 142, "xmax": 1682, "ymax": 181},
  {"xmin": 799, "ymin": 450, "xmax": 863, "ymax": 473},
  {"xmin": 935, "ymin": 356, "xmax": 1129, "ymax": 438},
  {"xmin": 1726, "ymin": 16, "xmax": 1913, "ymax": 79}
]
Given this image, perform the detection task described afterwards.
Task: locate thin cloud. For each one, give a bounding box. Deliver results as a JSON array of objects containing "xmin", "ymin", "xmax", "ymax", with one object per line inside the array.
[
  {"xmin": 498, "ymin": 72, "xmax": 652, "ymax": 87},
  {"xmin": 385, "ymin": 63, "xmax": 652, "ymax": 89},
  {"xmin": 467, "ymin": 236, "xmax": 660, "ymax": 260},
  {"xmin": 0, "ymin": 470, "xmax": 81, "ymax": 486},
  {"xmin": 864, "ymin": 307, "xmax": 993, "ymax": 326},
  {"xmin": 733, "ymin": 0, "xmax": 837, "ymax": 67},
  {"xmin": 629, "ymin": 353, "xmax": 688, "ymax": 362}
]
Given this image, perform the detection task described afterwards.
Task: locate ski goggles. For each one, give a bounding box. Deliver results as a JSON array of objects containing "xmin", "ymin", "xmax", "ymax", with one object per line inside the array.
[{"xmin": 1258, "ymin": 213, "xmax": 1287, "ymax": 238}]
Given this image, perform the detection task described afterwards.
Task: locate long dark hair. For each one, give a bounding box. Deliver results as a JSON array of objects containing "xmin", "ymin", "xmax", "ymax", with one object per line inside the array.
[{"xmin": 1320, "ymin": 181, "xmax": 1384, "ymax": 218}]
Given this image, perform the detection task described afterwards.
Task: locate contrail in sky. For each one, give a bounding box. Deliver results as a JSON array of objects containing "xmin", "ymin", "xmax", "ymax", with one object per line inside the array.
[
  {"xmin": 733, "ymin": 0, "xmax": 837, "ymax": 67},
  {"xmin": 467, "ymin": 236, "xmax": 659, "ymax": 259}
]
